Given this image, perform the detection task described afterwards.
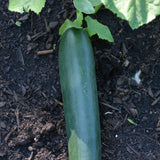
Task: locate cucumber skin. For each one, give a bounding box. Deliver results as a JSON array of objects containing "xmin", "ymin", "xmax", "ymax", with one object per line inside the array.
[{"xmin": 59, "ymin": 28, "xmax": 101, "ymax": 160}]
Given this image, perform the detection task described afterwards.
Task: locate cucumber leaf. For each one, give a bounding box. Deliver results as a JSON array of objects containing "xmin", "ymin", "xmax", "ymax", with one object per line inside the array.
[
  {"xmin": 85, "ymin": 16, "xmax": 114, "ymax": 42},
  {"xmin": 59, "ymin": 19, "xmax": 82, "ymax": 36},
  {"xmin": 73, "ymin": 0, "xmax": 101, "ymax": 14},
  {"xmin": 60, "ymin": 11, "xmax": 83, "ymax": 35},
  {"xmin": 94, "ymin": 3, "xmax": 103, "ymax": 14},
  {"xmin": 101, "ymin": 0, "xmax": 160, "ymax": 29},
  {"xmin": 8, "ymin": 0, "xmax": 46, "ymax": 14},
  {"xmin": 90, "ymin": 0, "xmax": 102, "ymax": 6}
]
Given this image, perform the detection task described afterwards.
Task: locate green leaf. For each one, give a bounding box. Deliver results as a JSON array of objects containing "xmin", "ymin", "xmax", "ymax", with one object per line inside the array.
[
  {"xmin": 73, "ymin": 0, "xmax": 101, "ymax": 14},
  {"xmin": 101, "ymin": 0, "xmax": 160, "ymax": 29},
  {"xmin": 60, "ymin": 11, "xmax": 83, "ymax": 35},
  {"xmin": 85, "ymin": 16, "xmax": 114, "ymax": 42},
  {"xmin": 90, "ymin": 0, "xmax": 102, "ymax": 6},
  {"xmin": 74, "ymin": 10, "xmax": 83, "ymax": 26},
  {"xmin": 59, "ymin": 19, "xmax": 82, "ymax": 36},
  {"xmin": 94, "ymin": 3, "xmax": 103, "ymax": 14},
  {"xmin": 53, "ymin": 44, "xmax": 56, "ymax": 51},
  {"xmin": 8, "ymin": 0, "xmax": 46, "ymax": 14},
  {"xmin": 15, "ymin": 21, "xmax": 21, "ymax": 27},
  {"xmin": 127, "ymin": 118, "xmax": 137, "ymax": 126}
]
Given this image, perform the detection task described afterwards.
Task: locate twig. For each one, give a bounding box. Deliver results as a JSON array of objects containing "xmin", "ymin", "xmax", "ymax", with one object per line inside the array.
[
  {"xmin": 31, "ymin": 32, "xmax": 47, "ymax": 41},
  {"xmin": 148, "ymin": 86, "xmax": 154, "ymax": 98},
  {"xmin": 37, "ymin": 49, "xmax": 53, "ymax": 55},
  {"xmin": 31, "ymin": 13, "xmax": 33, "ymax": 32},
  {"xmin": 28, "ymin": 151, "xmax": 33, "ymax": 160},
  {"xmin": 127, "ymin": 144, "xmax": 141, "ymax": 157},
  {"xmin": 123, "ymin": 102, "xmax": 132, "ymax": 114},
  {"xmin": 4, "ymin": 126, "xmax": 17, "ymax": 143},
  {"xmin": 151, "ymin": 96, "xmax": 160, "ymax": 106},
  {"xmin": 15, "ymin": 108, "xmax": 20, "ymax": 132},
  {"xmin": 101, "ymin": 102, "xmax": 119, "ymax": 111}
]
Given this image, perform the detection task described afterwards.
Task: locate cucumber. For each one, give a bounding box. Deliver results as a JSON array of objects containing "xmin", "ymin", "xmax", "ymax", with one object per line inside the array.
[{"xmin": 59, "ymin": 28, "xmax": 101, "ymax": 160}]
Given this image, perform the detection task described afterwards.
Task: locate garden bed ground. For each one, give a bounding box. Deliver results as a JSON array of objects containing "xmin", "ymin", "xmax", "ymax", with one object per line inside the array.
[{"xmin": 0, "ymin": 0, "xmax": 160, "ymax": 160}]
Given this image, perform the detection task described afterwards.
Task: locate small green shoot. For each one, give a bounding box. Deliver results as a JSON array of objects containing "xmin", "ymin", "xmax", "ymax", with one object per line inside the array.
[
  {"xmin": 53, "ymin": 44, "xmax": 56, "ymax": 50},
  {"xmin": 15, "ymin": 21, "xmax": 21, "ymax": 27},
  {"xmin": 127, "ymin": 118, "xmax": 137, "ymax": 126},
  {"xmin": 54, "ymin": 98, "xmax": 63, "ymax": 106}
]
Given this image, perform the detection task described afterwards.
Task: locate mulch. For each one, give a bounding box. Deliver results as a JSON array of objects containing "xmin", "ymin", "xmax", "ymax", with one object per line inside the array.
[{"xmin": 0, "ymin": 0, "xmax": 160, "ymax": 159}]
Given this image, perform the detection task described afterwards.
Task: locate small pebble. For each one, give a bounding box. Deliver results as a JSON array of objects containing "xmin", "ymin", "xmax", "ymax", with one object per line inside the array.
[
  {"xmin": 26, "ymin": 35, "xmax": 31, "ymax": 41},
  {"xmin": 47, "ymin": 34, "xmax": 54, "ymax": 42},
  {"xmin": 49, "ymin": 21, "xmax": 58, "ymax": 30},
  {"xmin": 0, "ymin": 121, "xmax": 6, "ymax": 129},
  {"xmin": 4, "ymin": 66, "xmax": 10, "ymax": 73},
  {"xmin": 0, "ymin": 102, "xmax": 6, "ymax": 107},
  {"xmin": 28, "ymin": 146, "xmax": 34, "ymax": 151},
  {"xmin": 46, "ymin": 43, "xmax": 52, "ymax": 49},
  {"xmin": 48, "ymin": 8, "xmax": 52, "ymax": 13}
]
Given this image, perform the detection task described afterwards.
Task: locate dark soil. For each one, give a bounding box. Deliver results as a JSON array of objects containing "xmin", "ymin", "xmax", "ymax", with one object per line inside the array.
[{"xmin": 0, "ymin": 0, "xmax": 160, "ymax": 160}]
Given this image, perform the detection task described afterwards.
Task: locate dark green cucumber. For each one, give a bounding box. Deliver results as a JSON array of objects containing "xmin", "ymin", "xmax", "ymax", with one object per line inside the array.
[{"xmin": 59, "ymin": 28, "xmax": 101, "ymax": 160}]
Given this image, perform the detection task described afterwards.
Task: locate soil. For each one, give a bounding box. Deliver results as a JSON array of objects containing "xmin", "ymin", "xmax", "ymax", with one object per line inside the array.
[{"xmin": 0, "ymin": 0, "xmax": 160, "ymax": 160}]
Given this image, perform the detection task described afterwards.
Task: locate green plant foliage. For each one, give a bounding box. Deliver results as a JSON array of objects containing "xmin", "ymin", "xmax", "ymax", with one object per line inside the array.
[
  {"xmin": 101, "ymin": 0, "xmax": 160, "ymax": 29},
  {"xmin": 59, "ymin": 19, "xmax": 82, "ymax": 36},
  {"xmin": 90, "ymin": 0, "xmax": 101, "ymax": 6},
  {"xmin": 74, "ymin": 10, "xmax": 83, "ymax": 26},
  {"xmin": 59, "ymin": 11, "xmax": 84, "ymax": 35},
  {"xmin": 127, "ymin": 118, "xmax": 137, "ymax": 126},
  {"xmin": 94, "ymin": 3, "xmax": 103, "ymax": 14},
  {"xmin": 8, "ymin": 0, "xmax": 160, "ymax": 30},
  {"xmin": 15, "ymin": 21, "xmax": 21, "ymax": 27},
  {"xmin": 73, "ymin": 0, "xmax": 101, "ymax": 14},
  {"xmin": 8, "ymin": 0, "xmax": 46, "ymax": 14},
  {"xmin": 53, "ymin": 44, "xmax": 56, "ymax": 50},
  {"xmin": 85, "ymin": 16, "xmax": 114, "ymax": 42}
]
